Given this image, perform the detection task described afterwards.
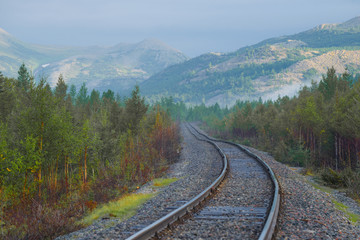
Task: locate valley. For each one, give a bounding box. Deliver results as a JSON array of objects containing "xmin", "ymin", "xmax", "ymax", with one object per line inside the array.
[{"xmin": 1, "ymin": 17, "xmax": 360, "ymax": 105}]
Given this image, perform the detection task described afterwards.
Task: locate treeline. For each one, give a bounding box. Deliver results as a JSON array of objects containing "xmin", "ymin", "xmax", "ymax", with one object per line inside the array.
[
  {"xmin": 161, "ymin": 67, "xmax": 360, "ymax": 171},
  {"xmin": 158, "ymin": 67, "xmax": 360, "ymax": 196},
  {"xmin": 218, "ymin": 67, "xmax": 360, "ymax": 171},
  {"xmin": 0, "ymin": 64, "xmax": 180, "ymax": 239}
]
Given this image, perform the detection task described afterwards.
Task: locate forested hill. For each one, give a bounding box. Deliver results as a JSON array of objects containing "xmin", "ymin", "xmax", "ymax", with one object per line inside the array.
[
  {"xmin": 0, "ymin": 28, "xmax": 188, "ymax": 94},
  {"xmin": 0, "ymin": 68, "xmax": 181, "ymax": 239},
  {"xmin": 140, "ymin": 16, "xmax": 360, "ymax": 106}
]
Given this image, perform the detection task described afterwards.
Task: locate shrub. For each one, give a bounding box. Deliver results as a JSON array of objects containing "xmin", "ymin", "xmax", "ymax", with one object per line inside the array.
[
  {"xmin": 321, "ymin": 168, "xmax": 343, "ymax": 187},
  {"xmin": 341, "ymin": 169, "xmax": 360, "ymax": 199},
  {"xmin": 288, "ymin": 145, "xmax": 310, "ymax": 167}
]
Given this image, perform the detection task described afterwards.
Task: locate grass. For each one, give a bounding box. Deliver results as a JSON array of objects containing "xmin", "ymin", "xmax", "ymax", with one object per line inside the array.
[
  {"xmin": 306, "ymin": 179, "xmax": 333, "ymax": 194},
  {"xmin": 80, "ymin": 193, "xmax": 154, "ymax": 226},
  {"xmin": 304, "ymin": 168, "xmax": 315, "ymax": 176},
  {"xmin": 347, "ymin": 212, "xmax": 360, "ymax": 223},
  {"xmin": 332, "ymin": 199, "xmax": 360, "ymax": 224},
  {"xmin": 152, "ymin": 177, "xmax": 178, "ymax": 188},
  {"xmin": 333, "ymin": 199, "xmax": 348, "ymax": 210},
  {"xmin": 306, "ymin": 173, "xmax": 360, "ymax": 225},
  {"xmin": 80, "ymin": 177, "xmax": 178, "ymax": 226}
]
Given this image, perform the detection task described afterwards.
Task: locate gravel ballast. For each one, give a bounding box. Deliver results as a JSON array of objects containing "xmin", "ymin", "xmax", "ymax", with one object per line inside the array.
[
  {"xmin": 57, "ymin": 122, "xmax": 360, "ymax": 239},
  {"xmin": 160, "ymin": 137, "xmax": 274, "ymax": 239},
  {"xmin": 244, "ymin": 146, "xmax": 360, "ymax": 239},
  {"xmin": 57, "ymin": 123, "xmax": 223, "ymax": 240}
]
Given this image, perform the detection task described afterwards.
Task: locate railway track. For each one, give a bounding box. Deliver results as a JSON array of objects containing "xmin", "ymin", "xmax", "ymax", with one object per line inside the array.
[{"xmin": 127, "ymin": 123, "xmax": 280, "ymax": 240}]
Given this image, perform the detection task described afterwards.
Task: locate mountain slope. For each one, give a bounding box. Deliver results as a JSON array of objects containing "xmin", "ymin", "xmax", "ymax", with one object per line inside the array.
[
  {"xmin": 256, "ymin": 16, "xmax": 360, "ymax": 48},
  {"xmin": 140, "ymin": 17, "xmax": 360, "ymax": 106},
  {"xmin": 0, "ymin": 28, "xmax": 91, "ymax": 75},
  {"xmin": 0, "ymin": 29, "xmax": 188, "ymax": 93}
]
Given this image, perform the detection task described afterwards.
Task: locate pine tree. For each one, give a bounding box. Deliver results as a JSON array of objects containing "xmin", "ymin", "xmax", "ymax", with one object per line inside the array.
[
  {"xmin": 89, "ymin": 89, "xmax": 101, "ymax": 112},
  {"xmin": 55, "ymin": 74, "xmax": 68, "ymax": 101},
  {"xmin": 17, "ymin": 63, "xmax": 31, "ymax": 91},
  {"xmin": 77, "ymin": 83, "xmax": 89, "ymax": 105},
  {"xmin": 319, "ymin": 67, "xmax": 338, "ymax": 100},
  {"xmin": 102, "ymin": 89, "xmax": 115, "ymax": 102},
  {"xmin": 0, "ymin": 71, "xmax": 4, "ymax": 94},
  {"xmin": 69, "ymin": 84, "xmax": 77, "ymax": 105},
  {"xmin": 0, "ymin": 73, "xmax": 15, "ymax": 122},
  {"xmin": 0, "ymin": 72, "xmax": 7, "ymax": 121},
  {"xmin": 125, "ymin": 85, "xmax": 148, "ymax": 134}
]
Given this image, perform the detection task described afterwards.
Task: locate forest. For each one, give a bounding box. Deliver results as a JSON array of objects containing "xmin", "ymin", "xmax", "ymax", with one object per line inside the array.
[
  {"xmin": 0, "ymin": 64, "xmax": 181, "ymax": 239},
  {"xmin": 1, "ymin": 63, "xmax": 360, "ymax": 239},
  {"xmin": 159, "ymin": 67, "xmax": 360, "ymax": 199}
]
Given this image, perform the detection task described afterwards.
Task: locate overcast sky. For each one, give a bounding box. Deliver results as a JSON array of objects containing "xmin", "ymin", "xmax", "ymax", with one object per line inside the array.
[{"xmin": 0, "ymin": 0, "xmax": 359, "ymax": 56}]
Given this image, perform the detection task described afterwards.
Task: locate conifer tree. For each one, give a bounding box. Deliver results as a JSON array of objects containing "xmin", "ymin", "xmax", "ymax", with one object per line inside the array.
[
  {"xmin": 17, "ymin": 63, "xmax": 31, "ymax": 91},
  {"xmin": 77, "ymin": 82, "xmax": 89, "ymax": 105},
  {"xmin": 69, "ymin": 84, "xmax": 77, "ymax": 105},
  {"xmin": 55, "ymin": 74, "xmax": 68, "ymax": 101},
  {"xmin": 0, "ymin": 71, "xmax": 4, "ymax": 94},
  {"xmin": 125, "ymin": 85, "xmax": 148, "ymax": 134},
  {"xmin": 0, "ymin": 72, "xmax": 12, "ymax": 122}
]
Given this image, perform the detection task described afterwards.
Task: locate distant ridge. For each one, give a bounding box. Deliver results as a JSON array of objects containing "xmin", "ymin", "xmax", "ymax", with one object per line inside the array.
[
  {"xmin": 2, "ymin": 16, "xmax": 360, "ymax": 106},
  {"xmin": 0, "ymin": 29, "xmax": 188, "ymax": 93},
  {"xmin": 140, "ymin": 16, "xmax": 360, "ymax": 106},
  {"xmin": 0, "ymin": 27, "xmax": 10, "ymax": 36},
  {"xmin": 339, "ymin": 16, "xmax": 360, "ymax": 29}
]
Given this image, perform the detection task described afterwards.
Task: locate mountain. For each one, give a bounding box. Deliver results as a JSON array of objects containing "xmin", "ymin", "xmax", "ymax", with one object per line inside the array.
[
  {"xmin": 257, "ymin": 16, "xmax": 360, "ymax": 48},
  {"xmin": 0, "ymin": 29, "xmax": 188, "ymax": 93},
  {"xmin": 0, "ymin": 28, "xmax": 91, "ymax": 76},
  {"xmin": 140, "ymin": 17, "xmax": 360, "ymax": 106}
]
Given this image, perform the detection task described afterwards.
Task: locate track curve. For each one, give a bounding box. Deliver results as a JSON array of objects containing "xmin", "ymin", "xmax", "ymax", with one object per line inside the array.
[{"xmin": 127, "ymin": 123, "xmax": 279, "ymax": 240}]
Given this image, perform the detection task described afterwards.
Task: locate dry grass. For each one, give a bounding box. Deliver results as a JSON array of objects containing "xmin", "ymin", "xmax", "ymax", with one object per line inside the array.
[
  {"xmin": 80, "ymin": 193, "xmax": 154, "ymax": 226},
  {"xmin": 152, "ymin": 177, "xmax": 178, "ymax": 188}
]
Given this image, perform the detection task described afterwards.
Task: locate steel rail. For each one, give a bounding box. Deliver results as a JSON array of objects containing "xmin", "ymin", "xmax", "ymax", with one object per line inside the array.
[
  {"xmin": 127, "ymin": 122, "xmax": 280, "ymax": 240},
  {"xmin": 126, "ymin": 123, "xmax": 229, "ymax": 240},
  {"xmin": 189, "ymin": 124, "xmax": 280, "ymax": 240}
]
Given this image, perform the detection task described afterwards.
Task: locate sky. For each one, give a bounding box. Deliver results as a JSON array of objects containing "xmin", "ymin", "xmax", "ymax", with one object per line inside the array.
[{"xmin": 0, "ymin": 0, "xmax": 359, "ymax": 57}]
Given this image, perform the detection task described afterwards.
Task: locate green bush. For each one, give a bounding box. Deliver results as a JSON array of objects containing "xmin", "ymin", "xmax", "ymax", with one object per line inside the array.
[
  {"xmin": 340, "ymin": 168, "xmax": 360, "ymax": 198},
  {"xmin": 321, "ymin": 168, "xmax": 343, "ymax": 187},
  {"xmin": 288, "ymin": 145, "xmax": 310, "ymax": 167},
  {"xmin": 273, "ymin": 143, "xmax": 309, "ymax": 167}
]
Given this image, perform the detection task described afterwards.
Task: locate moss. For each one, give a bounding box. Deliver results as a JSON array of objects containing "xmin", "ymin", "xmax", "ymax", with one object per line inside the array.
[
  {"xmin": 332, "ymin": 199, "xmax": 360, "ymax": 224},
  {"xmin": 152, "ymin": 177, "xmax": 178, "ymax": 188},
  {"xmin": 347, "ymin": 212, "xmax": 360, "ymax": 223},
  {"xmin": 306, "ymin": 179, "xmax": 333, "ymax": 194},
  {"xmin": 332, "ymin": 199, "xmax": 348, "ymax": 210},
  {"xmin": 80, "ymin": 193, "xmax": 154, "ymax": 226},
  {"xmin": 304, "ymin": 168, "xmax": 314, "ymax": 176}
]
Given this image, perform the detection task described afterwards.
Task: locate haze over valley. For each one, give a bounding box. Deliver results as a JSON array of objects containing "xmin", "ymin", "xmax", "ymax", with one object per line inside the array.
[
  {"xmin": 1, "ymin": 2, "xmax": 360, "ymax": 239},
  {"xmin": 1, "ymin": 16, "xmax": 360, "ymax": 106}
]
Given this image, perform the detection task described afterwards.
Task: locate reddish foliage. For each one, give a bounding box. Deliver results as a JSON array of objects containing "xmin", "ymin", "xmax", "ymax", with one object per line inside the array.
[
  {"xmin": 3, "ymin": 198, "xmax": 83, "ymax": 240},
  {"xmin": 85, "ymin": 200, "xmax": 97, "ymax": 212},
  {"xmin": 1, "ymin": 110, "xmax": 181, "ymax": 239}
]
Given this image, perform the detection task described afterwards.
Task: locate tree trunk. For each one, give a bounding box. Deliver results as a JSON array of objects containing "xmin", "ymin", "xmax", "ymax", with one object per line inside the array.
[
  {"xmin": 38, "ymin": 167, "xmax": 41, "ymax": 198},
  {"xmin": 55, "ymin": 155, "xmax": 58, "ymax": 192},
  {"xmin": 356, "ymin": 140, "xmax": 359, "ymax": 168},
  {"xmin": 307, "ymin": 128, "xmax": 310, "ymax": 147},
  {"xmin": 38, "ymin": 121, "xmax": 44, "ymax": 199},
  {"xmin": 84, "ymin": 146, "xmax": 88, "ymax": 185},
  {"xmin": 23, "ymin": 171, "xmax": 27, "ymax": 200},
  {"xmin": 335, "ymin": 134, "xmax": 338, "ymax": 170},
  {"xmin": 339, "ymin": 137, "xmax": 343, "ymax": 167},
  {"xmin": 65, "ymin": 155, "xmax": 68, "ymax": 195},
  {"xmin": 348, "ymin": 141, "xmax": 351, "ymax": 169},
  {"xmin": 319, "ymin": 135, "xmax": 322, "ymax": 166}
]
